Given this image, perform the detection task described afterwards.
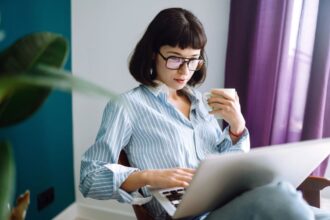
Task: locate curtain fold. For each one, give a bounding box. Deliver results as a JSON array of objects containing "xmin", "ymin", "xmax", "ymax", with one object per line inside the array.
[
  {"xmin": 301, "ymin": 0, "xmax": 330, "ymax": 176},
  {"xmin": 225, "ymin": 0, "xmax": 330, "ymax": 176}
]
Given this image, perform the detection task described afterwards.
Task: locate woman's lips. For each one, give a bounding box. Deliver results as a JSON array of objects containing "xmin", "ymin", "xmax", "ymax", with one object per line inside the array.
[{"xmin": 174, "ymin": 79, "xmax": 186, "ymax": 84}]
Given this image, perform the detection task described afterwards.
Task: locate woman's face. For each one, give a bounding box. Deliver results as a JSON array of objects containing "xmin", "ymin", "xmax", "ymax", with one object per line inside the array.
[{"xmin": 155, "ymin": 45, "xmax": 201, "ymax": 91}]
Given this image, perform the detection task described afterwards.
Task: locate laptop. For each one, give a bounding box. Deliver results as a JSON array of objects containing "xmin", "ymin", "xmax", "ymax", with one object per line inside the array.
[{"xmin": 150, "ymin": 138, "xmax": 330, "ymax": 219}]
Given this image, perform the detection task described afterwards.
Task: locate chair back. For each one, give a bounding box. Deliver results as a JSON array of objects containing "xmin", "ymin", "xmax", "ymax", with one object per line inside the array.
[{"xmin": 297, "ymin": 176, "xmax": 330, "ymax": 208}]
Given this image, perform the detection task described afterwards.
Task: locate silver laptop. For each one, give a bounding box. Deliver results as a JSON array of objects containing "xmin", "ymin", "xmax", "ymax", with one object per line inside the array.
[{"xmin": 150, "ymin": 138, "xmax": 330, "ymax": 219}]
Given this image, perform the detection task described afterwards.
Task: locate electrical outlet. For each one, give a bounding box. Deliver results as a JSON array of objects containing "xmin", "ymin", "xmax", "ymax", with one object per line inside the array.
[{"xmin": 37, "ymin": 187, "xmax": 54, "ymax": 211}]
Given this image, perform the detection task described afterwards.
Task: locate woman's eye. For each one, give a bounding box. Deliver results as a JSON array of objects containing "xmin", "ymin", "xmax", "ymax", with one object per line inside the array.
[{"xmin": 168, "ymin": 57, "xmax": 182, "ymax": 63}]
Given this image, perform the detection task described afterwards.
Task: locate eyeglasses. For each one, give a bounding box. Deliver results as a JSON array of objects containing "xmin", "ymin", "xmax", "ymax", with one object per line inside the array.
[{"xmin": 158, "ymin": 51, "xmax": 204, "ymax": 71}]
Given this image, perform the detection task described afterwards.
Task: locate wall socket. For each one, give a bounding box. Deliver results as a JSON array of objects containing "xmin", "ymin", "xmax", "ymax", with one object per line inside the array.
[{"xmin": 37, "ymin": 187, "xmax": 54, "ymax": 211}]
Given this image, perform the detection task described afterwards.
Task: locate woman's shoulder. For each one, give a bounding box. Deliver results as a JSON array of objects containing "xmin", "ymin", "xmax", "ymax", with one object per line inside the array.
[
  {"xmin": 120, "ymin": 85, "xmax": 148, "ymax": 101},
  {"xmin": 106, "ymin": 85, "xmax": 148, "ymax": 108}
]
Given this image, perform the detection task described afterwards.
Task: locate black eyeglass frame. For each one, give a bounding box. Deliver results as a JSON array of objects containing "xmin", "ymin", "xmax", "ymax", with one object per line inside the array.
[{"xmin": 158, "ymin": 51, "xmax": 204, "ymax": 71}]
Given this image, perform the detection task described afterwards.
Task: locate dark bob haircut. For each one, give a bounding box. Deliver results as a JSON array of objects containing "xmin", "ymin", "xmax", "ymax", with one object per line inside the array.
[{"xmin": 129, "ymin": 8, "xmax": 207, "ymax": 87}]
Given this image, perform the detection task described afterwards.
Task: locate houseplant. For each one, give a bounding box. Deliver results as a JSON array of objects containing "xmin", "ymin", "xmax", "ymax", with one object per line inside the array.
[{"xmin": 0, "ymin": 32, "xmax": 116, "ymax": 220}]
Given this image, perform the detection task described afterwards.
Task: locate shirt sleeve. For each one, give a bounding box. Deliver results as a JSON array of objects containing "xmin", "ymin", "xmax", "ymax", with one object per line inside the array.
[
  {"xmin": 217, "ymin": 126, "xmax": 250, "ymax": 153},
  {"xmin": 79, "ymin": 100, "xmax": 147, "ymax": 204}
]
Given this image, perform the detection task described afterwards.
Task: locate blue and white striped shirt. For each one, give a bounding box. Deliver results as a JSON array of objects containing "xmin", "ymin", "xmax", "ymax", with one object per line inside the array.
[{"xmin": 79, "ymin": 83, "xmax": 250, "ymax": 219}]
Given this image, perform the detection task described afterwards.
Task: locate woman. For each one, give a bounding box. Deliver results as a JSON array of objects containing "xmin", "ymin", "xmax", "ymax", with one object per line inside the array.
[{"xmin": 79, "ymin": 7, "xmax": 327, "ymax": 220}]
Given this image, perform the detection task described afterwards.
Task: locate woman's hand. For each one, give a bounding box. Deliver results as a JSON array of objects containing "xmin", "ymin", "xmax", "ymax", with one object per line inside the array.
[
  {"xmin": 208, "ymin": 89, "xmax": 245, "ymax": 134},
  {"xmin": 143, "ymin": 168, "xmax": 196, "ymax": 188},
  {"xmin": 120, "ymin": 168, "xmax": 195, "ymax": 192}
]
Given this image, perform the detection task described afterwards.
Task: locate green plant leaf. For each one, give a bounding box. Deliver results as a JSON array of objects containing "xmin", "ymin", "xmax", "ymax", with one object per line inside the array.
[
  {"xmin": 0, "ymin": 141, "xmax": 15, "ymax": 220},
  {"xmin": 0, "ymin": 79, "xmax": 51, "ymax": 127},
  {"xmin": 35, "ymin": 64, "xmax": 116, "ymax": 98},
  {"xmin": 0, "ymin": 32, "xmax": 68, "ymax": 127},
  {"xmin": 0, "ymin": 32, "xmax": 117, "ymax": 127},
  {"xmin": 0, "ymin": 32, "xmax": 68, "ymax": 74},
  {"xmin": 0, "ymin": 64, "xmax": 117, "ymax": 127}
]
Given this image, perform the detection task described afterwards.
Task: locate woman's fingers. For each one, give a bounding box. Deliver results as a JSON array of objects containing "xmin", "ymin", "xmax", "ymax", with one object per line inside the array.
[
  {"xmin": 207, "ymin": 97, "xmax": 235, "ymax": 109},
  {"xmin": 209, "ymin": 102, "xmax": 233, "ymax": 111},
  {"xmin": 147, "ymin": 168, "xmax": 196, "ymax": 189},
  {"xmin": 177, "ymin": 168, "xmax": 196, "ymax": 174},
  {"xmin": 174, "ymin": 172, "xmax": 193, "ymax": 182},
  {"xmin": 173, "ymin": 169, "xmax": 195, "ymax": 184},
  {"xmin": 207, "ymin": 94, "xmax": 240, "ymax": 114},
  {"xmin": 168, "ymin": 176, "xmax": 191, "ymax": 188}
]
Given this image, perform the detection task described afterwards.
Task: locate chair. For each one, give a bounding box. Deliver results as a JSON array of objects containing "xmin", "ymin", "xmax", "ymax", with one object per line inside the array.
[
  {"xmin": 118, "ymin": 151, "xmax": 155, "ymax": 220},
  {"xmin": 298, "ymin": 176, "xmax": 330, "ymax": 208}
]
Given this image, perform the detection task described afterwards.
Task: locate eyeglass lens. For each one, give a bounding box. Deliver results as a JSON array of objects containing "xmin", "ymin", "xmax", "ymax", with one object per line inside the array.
[{"xmin": 166, "ymin": 57, "xmax": 203, "ymax": 71}]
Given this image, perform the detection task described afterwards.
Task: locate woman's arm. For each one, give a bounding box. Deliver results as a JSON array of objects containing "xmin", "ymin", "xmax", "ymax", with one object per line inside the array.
[
  {"xmin": 207, "ymin": 89, "xmax": 246, "ymax": 144},
  {"xmin": 121, "ymin": 168, "xmax": 196, "ymax": 192},
  {"xmin": 80, "ymin": 100, "xmax": 137, "ymax": 201}
]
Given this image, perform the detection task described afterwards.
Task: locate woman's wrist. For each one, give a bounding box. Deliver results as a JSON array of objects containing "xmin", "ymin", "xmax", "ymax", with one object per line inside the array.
[
  {"xmin": 229, "ymin": 126, "xmax": 245, "ymax": 138},
  {"xmin": 139, "ymin": 170, "xmax": 150, "ymax": 186},
  {"xmin": 120, "ymin": 170, "xmax": 149, "ymax": 192}
]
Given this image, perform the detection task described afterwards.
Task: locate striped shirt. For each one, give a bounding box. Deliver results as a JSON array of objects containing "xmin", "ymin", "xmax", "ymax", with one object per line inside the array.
[{"xmin": 79, "ymin": 83, "xmax": 250, "ymax": 219}]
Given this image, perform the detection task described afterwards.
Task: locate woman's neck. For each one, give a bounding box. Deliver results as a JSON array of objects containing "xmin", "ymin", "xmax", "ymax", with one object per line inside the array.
[{"xmin": 168, "ymin": 89, "xmax": 184, "ymax": 100}]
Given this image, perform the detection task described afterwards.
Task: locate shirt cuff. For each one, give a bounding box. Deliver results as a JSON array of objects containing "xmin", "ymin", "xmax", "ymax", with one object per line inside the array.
[
  {"xmin": 104, "ymin": 164, "xmax": 152, "ymax": 204},
  {"xmin": 116, "ymin": 189, "xmax": 153, "ymax": 205},
  {"xmin": 223, "ymin": 126, "xmax": 250, "ymax": 153}
]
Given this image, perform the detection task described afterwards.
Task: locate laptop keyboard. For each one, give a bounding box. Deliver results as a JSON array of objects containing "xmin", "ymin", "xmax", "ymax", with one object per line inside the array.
[{"xmin": 161, "ymin": 188, "xmax": 185, "ymax": 207}]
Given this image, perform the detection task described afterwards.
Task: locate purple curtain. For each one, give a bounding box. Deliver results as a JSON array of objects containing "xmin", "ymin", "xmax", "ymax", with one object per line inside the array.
[
  {"xmin": 301, "ymin": 0, "xmax": 330, "ymax": 176},
  {"xmin": 225, "ymin": 0, "xmax": 330, "ymax": 176}
]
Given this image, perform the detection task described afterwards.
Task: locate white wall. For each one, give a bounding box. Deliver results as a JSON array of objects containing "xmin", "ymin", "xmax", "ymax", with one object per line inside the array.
[{"xmin": 72, "ymin": 0, "xmax": 230, "ymax": 215}]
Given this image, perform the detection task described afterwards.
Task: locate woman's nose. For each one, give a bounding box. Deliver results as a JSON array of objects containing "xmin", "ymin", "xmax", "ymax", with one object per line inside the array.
[{"xmin": 178, "ymin": 62, "xmax": 190, "ymax": 75}]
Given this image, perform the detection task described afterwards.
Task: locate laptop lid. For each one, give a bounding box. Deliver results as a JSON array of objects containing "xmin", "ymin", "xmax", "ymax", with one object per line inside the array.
[{"xmin": 153, "ymin": 138, "xmax": 330, "ymax": 219}]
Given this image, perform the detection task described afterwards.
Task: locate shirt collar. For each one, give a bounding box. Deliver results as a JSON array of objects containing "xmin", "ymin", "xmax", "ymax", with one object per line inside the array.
[
  {"xmin": 144, "ymin": 80, "xmax": 170, "ymax": 97},
  {"xmin": 143, "ymin": 81, "xmax": 209, "ymax": 120},
  {"xmin": 143, "ymin": 81, "xmax": 198, "ymax": 103}
]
